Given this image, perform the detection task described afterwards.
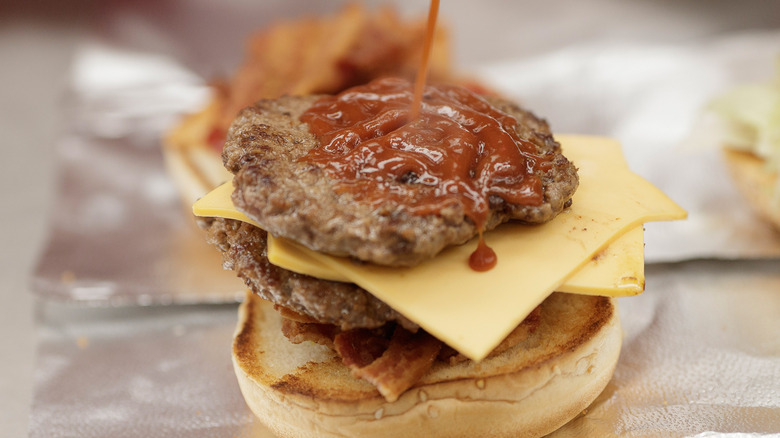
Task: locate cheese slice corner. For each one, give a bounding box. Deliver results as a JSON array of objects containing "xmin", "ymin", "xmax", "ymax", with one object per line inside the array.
[{"xmin": 193, "ymin": 181, "xmax": 261, "ymax": 228}]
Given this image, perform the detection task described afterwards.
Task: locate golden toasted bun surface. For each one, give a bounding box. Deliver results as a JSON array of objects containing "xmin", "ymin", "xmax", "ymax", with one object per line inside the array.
[
  {"xmin": 723, "ymin": 148, "xmax": 780, "ymax": 230},
  {"xmin": 162, "ymin": 103, "xmax": 234, "ymax": 207},
  {"xmin": 232, "ymin": 292, "xmax": 622, "ymax": 438}
]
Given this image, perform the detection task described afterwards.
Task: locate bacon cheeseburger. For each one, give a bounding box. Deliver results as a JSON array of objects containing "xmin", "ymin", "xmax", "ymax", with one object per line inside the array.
[{"xmin": 191, "ymin": 77, "xmax": 686, "ymax": 437}]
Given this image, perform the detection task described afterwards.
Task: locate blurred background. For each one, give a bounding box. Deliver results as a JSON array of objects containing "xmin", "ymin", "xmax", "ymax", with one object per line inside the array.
[{"xmin": 2, "ymin": 1, "xmax": 778, "ymax": 437}]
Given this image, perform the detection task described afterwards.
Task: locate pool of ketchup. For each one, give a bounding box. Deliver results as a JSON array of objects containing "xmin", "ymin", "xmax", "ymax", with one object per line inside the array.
[
  {"xmin": 299, "ymin": 0, "xmax": 551, "ymax": 271},
  {"xmin": 301, "ymin": 78, "xmax": 550, "ymax": 220}
]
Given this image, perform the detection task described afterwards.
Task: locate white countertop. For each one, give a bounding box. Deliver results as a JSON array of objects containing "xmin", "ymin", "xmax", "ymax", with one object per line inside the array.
[{"xmin": 2, "ymin": 1, "xmax": 778, "ymax": 437}]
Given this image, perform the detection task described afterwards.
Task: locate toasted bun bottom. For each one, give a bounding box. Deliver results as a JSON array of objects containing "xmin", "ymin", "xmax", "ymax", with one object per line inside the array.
[
  {"xmin": 163, "ymin": 104, "xmax": 233, "ymax": 207},
  {"xmin": 232, "ymin": 292, "xmax": 622, "ymax": 438},
  {"xmin": 723, "ymin": 148, "xmax": 780, "ymax": 229}
]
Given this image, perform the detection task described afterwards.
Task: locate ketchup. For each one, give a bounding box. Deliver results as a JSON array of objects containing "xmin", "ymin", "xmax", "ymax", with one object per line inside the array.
[
  {"xmin": 299, "ymin": 1, "xmax": 550, "ymax": 271},
  {"xmin": 410, "ymin": 0, "xmax": 440, "ymax": 120},
  {"xmin": 469, "ymin": 236, "xmax": 497, "ymax": 271}
]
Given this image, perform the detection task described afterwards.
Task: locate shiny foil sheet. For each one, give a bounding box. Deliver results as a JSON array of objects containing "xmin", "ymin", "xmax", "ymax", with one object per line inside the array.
[{"xmin": 29, "ymin": 2, "xmax": 780, "ymax": 436}]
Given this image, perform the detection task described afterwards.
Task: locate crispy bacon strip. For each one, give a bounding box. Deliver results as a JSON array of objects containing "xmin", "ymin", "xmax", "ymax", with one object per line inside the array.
[
  {"xmin": 337, "ymin": 327, "xmax": 441, "ymax": 402},
  {"xmin": 333, "ymin": 327, "xmax": 393, "ymax": 368},
  {"xmin": 280, "ymin": 318, "xmax": 339, "ymax": 348},
  {"xmin": 274, "ymin": 304, "xmax": 320, "ymax": 324},
  {"xmin": 279, "ymin": 305, "xmax": 540, "ymax": 402}
]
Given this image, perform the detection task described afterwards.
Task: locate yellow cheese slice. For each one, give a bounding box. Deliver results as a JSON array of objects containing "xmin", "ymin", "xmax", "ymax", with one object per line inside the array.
[
  {"xmin": 555, "ymin": 225, "xmax": 645, "ymax": 296},
  {"xmin": 193, "ymin": 181, "xmax": 262, "ymax": 228},
  {"xmin": 194, "ymin": 135, "xmax": 686, "ymax": 360},
  {"xmin": 265, "ymin": 226, "xmax": 645, "ymax": 296}
]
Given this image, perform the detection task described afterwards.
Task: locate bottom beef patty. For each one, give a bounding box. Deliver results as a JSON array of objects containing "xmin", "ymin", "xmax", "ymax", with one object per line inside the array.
[{"xmin": 201, "ymin": 217, "xmax": 416, "ymax": 330}]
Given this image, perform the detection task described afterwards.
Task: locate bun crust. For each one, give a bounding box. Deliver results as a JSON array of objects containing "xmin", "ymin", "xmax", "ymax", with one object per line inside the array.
[
  {"xmin": 723, "ymin": 148, "xmax": 780, "ymax": 229},
  {"xmin": 163, "ymin": 103, "xmax": 233, "ymax": 207},
  {"xmin": 232, "ymin": 292, "xmax": 622, "ymax": 438}
]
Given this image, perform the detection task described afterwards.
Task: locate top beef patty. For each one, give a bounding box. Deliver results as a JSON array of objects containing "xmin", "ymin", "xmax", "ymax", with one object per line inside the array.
[{"xmin": 223, "ymin": 80, "xmax": 578, "ymax": 267}]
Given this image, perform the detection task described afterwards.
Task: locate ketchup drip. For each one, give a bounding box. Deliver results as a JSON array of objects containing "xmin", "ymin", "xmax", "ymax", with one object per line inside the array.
[{"xmin": 469, "ymin": 234, "xmax": 497, "ymax": 271}]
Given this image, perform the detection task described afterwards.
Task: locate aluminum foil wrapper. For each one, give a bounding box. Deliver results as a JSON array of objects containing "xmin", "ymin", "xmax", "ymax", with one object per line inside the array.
[{"xmin": 29, "ymin": 4, "xmax": 780, "ymax": 435}]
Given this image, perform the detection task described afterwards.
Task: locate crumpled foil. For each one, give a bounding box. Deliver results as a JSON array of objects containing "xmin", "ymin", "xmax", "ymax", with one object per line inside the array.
[{"xmin": 29, "ymin": 3, "xmax": 780, "ymax": 436}]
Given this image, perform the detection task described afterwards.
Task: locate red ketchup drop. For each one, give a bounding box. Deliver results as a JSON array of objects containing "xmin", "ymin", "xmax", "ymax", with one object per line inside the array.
[{"xmin": 468, "ymin": 237, "xmax": 497, "ymax": 272}]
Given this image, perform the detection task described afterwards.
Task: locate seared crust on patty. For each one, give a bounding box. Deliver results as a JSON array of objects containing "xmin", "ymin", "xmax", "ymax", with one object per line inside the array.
[
  {"xmin": 223, "ymin": 94, "xmax": 577, "ymax": 266},
  {"xmin": 201, "ymin": 217, "xmax": 416, "ymax": 330}
]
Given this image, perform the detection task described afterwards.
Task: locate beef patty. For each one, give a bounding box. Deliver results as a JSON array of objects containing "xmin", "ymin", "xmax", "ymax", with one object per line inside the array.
[
  {"xmin": 222, "ymin": 90, "xmax": 577, "ymax": 267},
  {"xmin": 202, "ymin": 217, "xmax": 416, "ymax": 330}
]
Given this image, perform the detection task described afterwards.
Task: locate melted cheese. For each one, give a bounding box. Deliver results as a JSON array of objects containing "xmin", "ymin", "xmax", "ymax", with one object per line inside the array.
[{"xmin": 194, "ymin": 135, "xmax": 686, "ymax": 360}]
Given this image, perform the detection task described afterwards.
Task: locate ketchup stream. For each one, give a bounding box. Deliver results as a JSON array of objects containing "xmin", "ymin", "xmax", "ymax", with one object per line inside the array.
[{"xmin": 409, "ymin": 0, "xmax": 440, "ymax": 121}]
